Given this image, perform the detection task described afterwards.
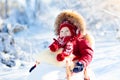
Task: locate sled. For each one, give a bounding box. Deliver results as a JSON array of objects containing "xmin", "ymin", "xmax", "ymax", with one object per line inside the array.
[
  {"xmin": 28, "ymin": 63, "xmax": 96, "ymax": 80},
  {"xmin": 28, "ymin": 48, "xmax": 96, "ymax": 80},
  {"xmin": 28, "ymin": 63, "xmax": 82, "ymax": 80}
]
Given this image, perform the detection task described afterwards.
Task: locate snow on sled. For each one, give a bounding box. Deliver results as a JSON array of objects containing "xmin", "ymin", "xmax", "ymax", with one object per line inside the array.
[{"xmin": 27, "ymin": 63, "xmax": 96, "ymax": 80}]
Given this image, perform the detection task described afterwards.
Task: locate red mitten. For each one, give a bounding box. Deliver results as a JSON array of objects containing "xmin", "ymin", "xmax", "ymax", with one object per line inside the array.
[
  {"xmin": 49, "ymin": 39, "xmax": 60, "ymax": 52},
  {"xmin": 49, "ymin": 43, "xmax": 59, "ymax": 52},
  {"xmin": 56, "ymin": 53, "xmax": 65, "ymax": 61}
]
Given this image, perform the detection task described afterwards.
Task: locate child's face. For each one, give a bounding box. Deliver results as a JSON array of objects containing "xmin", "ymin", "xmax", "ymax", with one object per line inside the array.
[{"xmin": 59, "ymin": 27, "xmax": 71, "ymax": 37}]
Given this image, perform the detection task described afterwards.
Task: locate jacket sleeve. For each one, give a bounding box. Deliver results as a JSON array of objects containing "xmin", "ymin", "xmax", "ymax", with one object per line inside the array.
[{"xmin": 77, "ymin": 39, "xmax": 94, "ymax": 68}]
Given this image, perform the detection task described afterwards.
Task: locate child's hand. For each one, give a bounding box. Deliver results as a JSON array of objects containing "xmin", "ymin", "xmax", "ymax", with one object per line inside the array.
[
  {"xmin": 49, "ymin": 38, "xmax": 60, "ymax": 52},
  {"xmin": 72, "ymin": 62, "xmax": 84, "ymax": 73}
]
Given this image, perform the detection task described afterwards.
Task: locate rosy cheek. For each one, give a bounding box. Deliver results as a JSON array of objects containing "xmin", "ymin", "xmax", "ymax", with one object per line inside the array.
[
  {"xmin": 59, "ymin": 32, "xmax": 64, "ymax": 37},
  {"xmin": 66, "ymin": 31, "xmax": 71, "ymax": 36}
]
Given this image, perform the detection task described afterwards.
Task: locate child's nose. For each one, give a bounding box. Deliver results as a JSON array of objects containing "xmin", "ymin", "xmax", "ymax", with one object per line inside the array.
[{"xmin": 63, "ymin": 32, "xmax": 67, "ymax": 36}]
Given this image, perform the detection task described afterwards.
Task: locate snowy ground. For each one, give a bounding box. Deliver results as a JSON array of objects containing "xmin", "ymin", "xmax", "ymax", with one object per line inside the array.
[
  {"xmin": 92, "ymin": 38, "xmax": 120, "ymax": 80},
  {"xmin": 0, "ymin": 0, "xmax": 120, "ymax": 80},
  {"xmin": 0, "ymin": 33, "xmax": 120, "ymax": 80}
]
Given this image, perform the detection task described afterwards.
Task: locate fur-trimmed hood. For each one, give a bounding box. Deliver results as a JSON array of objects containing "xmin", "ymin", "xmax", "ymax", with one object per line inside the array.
[
  {"xmin": 54, "ymin": 10, "xmax": 94, "ymax": 46},
  {"xmin": 54, "ymin": 10, "xmax": 87, "ymax": 36}
]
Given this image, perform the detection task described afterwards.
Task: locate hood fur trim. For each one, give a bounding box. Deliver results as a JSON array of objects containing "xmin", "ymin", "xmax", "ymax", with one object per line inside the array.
[{"xmin": 54, "ymin": 10, "xmax": 86, "ymax": 36}]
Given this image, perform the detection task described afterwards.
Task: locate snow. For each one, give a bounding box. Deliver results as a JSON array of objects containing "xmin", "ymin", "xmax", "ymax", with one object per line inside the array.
[
  {"xmin": 1, "ymin": 29, "xmax": 120, "ymax": 80},
  {"xmin": 0, "ymin": 0, "xmax": 120, "ymax": 80},
  {"xmin": 92, "ymin": 39, "xmax": 120, "ymax": 80},
  {"xmin": 28, "ymin": 63, "xmax": 97, "ymax": 80},
  {"xmin": 1, "ymin": 34, "xmax": 119, "ymax": 80}
]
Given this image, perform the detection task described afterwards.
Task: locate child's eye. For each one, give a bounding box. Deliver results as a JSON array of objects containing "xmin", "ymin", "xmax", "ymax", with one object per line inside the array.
[
  {"xmin": 65, "ymin": 30, "xmax": 69, "ymax": 32},
  {"xmin": 66, "ymin": 30, "xmax": 69, "ymax": 32},
  {"xmin": 60, "ymin": 31, "xmax": 63, "ymax": 33}
]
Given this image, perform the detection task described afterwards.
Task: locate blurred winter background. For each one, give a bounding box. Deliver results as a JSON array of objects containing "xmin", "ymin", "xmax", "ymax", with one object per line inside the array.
[{"xmin": 0, "ymin": 0, "xmax": 120, "ymax": 80}]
